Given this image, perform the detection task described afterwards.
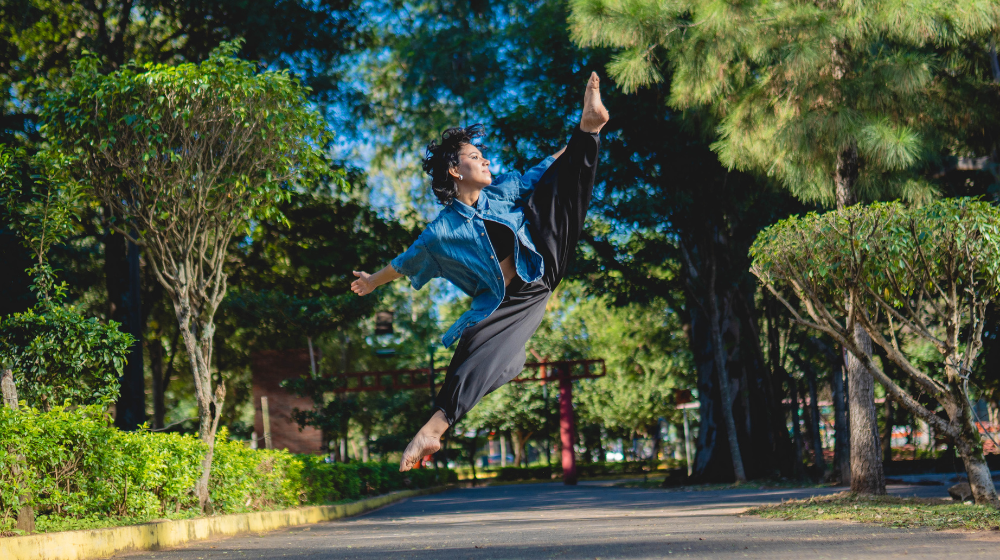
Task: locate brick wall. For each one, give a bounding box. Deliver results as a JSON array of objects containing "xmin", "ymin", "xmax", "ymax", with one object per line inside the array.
[{"xmin": 251, "ymin": 349, "xmax": 325, "ymax": 454}]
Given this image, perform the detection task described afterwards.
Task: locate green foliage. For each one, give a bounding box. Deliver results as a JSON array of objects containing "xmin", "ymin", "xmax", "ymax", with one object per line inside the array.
[
  {"xmin": 520, "ymin": 283, "xmax": 694, "ymax": 438},
  {"xmin": 0, "ymin": 405, "xmax": 453, "ymax": 534},
  {"xmin": 0, "ymin": 144, "xmax": 133, "ymax": 410},
  {"xmin": 41, "ymin": 40, "xmax": 332, "ymax": 234},
  {"xmin": 1, "ymin": 0, "xmax": 367, "ymax": 144},
  {"xmin": 298, "ymin": 457, "xmax": 455, "ymax": 503},
  {"xmin": 750, "ymin": 197, "xmax": 1000, "ymax": 455},
  {"xmin": 569, "ymin": 0, "xmax": 1000, "ymax": 205},
  {"xmin": 0, "ymin": 145, "xmax": 86, "ymax": 293},
  {"xmin": 750, "ymin": 198, "xmax": 1000, "ymax": 320},
  {"xmin": 0, "ymin": 296, "xmax": 132, "ymax": 410}
]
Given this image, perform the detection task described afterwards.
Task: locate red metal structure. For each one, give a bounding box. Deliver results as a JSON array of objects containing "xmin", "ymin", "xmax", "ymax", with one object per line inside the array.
[{"xmin": 327, "ymin": 358, "xmax": 606, "ymax": 485}]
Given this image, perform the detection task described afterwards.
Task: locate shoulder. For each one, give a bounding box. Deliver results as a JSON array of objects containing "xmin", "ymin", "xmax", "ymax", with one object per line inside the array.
[
  {"xmin": 421, "ymin": 206, "xmax": 459, "ymax": 239},
  {"xmin": 486, "ymin": 172, "xmax": 522, "ymax": 199}
]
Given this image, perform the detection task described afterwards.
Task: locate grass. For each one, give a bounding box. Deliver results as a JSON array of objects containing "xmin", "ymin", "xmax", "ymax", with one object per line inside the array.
[{"xmin": 745, "ymin": 492, "xmax": 1000, "ymax": 531}]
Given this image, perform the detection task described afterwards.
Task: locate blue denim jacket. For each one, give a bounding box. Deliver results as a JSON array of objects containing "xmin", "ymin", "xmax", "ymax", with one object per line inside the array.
[{"xmin": 391, "ymin": 156, "xmax": 556, "ymax": 347}]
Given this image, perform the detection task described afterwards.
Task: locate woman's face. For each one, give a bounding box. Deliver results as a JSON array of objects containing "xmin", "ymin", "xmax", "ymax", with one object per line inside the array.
[{"xmin": 451, "ymin": 143, "xmax": 491, "ymax": 188}]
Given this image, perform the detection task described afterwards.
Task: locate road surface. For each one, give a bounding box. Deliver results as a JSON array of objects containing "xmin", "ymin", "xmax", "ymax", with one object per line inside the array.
[{"xmin": 117, "ymin": 480, "xmax": 1000, "ymax": 559}]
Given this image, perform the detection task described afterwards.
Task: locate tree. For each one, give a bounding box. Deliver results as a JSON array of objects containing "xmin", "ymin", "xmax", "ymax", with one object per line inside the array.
[
  {"xmin": 569, "ymin": 0, "xmax": 1000, "ymax": 493},
  {"xmin": 40, "ymin": 43, "xmax": 330, "ymax": 509},
  {"xmin": 1, "ymin": 0, "xmax": 368, "ymax": 144},
  {"xmin": 0, "ymin": 146, "xmax": 133, "ymax": 410},
  {"xmin": 752, "ymin": 198, "xmax": 1000, "ymax": 506},
  {"xmin": 2, "ymin": 0, "xmax": 373, "ymax": 432}
]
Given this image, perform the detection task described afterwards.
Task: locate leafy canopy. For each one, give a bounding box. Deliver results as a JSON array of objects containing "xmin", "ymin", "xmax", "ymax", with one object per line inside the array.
[
  {"xmin": 569, "ymin": 0, "xmax": 1000, "ymax": 205},
  {"xmin": 750, "ymin": 198, "xmax": 1000, "ymax": 442},
  {"xmin": 0, "ymin": 145, "xmax": 133, "ymax": 410}
]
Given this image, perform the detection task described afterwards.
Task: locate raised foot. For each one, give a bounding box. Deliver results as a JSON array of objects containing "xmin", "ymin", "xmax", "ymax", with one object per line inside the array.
[
  {"xmin": 400, "ymin": 431, "xmax": 441, "ymax": 472},
  {"xmin": 580, "ymin": 71, "xmax": 610, "ymax": 134}
]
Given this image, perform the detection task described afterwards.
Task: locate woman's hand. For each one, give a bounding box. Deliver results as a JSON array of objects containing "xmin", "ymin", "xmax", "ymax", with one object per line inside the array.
[{"xmin": 351, "ymin": 270, "xmax": 376, "ymax": 296}]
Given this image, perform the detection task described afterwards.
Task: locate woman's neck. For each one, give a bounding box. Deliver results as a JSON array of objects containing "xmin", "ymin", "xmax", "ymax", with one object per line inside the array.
[{"xmin": 454, "ymin": 186, "xmax": 482, "ymax": 207}]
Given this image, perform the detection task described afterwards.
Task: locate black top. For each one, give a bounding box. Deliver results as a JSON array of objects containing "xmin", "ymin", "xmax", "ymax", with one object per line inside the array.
[{"xmin": 485, "ymin": 220, "xmax": 515, "ymax": 262}]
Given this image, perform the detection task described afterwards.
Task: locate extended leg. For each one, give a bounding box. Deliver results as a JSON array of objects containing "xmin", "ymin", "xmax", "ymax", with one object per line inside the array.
[
  {"xmin": 526, "ymin": 72, "xmax": 606, "ymax": 290},
  {"xmin": 526, "ymin": 129, "xmax": 601, "ymax": 290}
]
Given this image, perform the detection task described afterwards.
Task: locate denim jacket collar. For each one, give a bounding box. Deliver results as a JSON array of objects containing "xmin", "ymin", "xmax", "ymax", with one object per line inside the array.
[{"xmin": 449, "ymin": 192, "xmax": 490, "ymax": 218}]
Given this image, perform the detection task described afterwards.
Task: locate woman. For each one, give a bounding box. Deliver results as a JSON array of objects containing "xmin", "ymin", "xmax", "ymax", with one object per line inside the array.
[{"xmin": 351, "ymin": 72, "xmax": 609, "ymax": 471}]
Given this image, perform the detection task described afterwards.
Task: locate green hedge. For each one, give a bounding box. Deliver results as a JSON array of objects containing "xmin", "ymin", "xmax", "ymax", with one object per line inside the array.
[{"xmin": 0, "ymin": 405, "xmax": 454, "ymax": 534}]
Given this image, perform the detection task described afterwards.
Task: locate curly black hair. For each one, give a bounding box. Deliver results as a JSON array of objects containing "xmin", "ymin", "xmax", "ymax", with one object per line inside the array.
[{"xmin": 422, "ymin": 124, "xmax": 486, "ymax": 205}]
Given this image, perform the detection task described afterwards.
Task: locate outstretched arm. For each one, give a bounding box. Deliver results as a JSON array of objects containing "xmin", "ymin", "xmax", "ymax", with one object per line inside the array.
[
  {"xmin": 551, "ymin": 145, "xmax": 567, "ymax": 160},
  {"xmin": 351, "ymin": 266, "xmax": 403, "ymax": 296}
]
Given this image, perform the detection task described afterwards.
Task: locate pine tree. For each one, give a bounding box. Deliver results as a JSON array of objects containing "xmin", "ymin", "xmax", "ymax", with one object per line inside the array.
[{"xmin": 570, "ymin": 0, "xmax": 1000, "ymax": 494}]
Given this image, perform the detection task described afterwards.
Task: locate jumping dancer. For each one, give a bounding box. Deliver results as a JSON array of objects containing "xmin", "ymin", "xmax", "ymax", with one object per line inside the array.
[{"xmin": 351, "ymin": 72, "xmax": 609, "ymax": 471}]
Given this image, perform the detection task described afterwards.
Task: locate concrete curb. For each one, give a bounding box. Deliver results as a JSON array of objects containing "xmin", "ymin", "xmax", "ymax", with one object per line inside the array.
[{"xmin": 1, "ymin": 485, "xmax": 453, "ymax": 560}]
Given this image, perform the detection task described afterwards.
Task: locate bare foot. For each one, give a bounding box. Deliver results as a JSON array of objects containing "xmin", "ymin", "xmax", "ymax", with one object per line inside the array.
[
  {"xmin": 400, "ymin": 432, "xmax": 441, "ymax": 471},
  {"xmin": 399, "ymin": 410, "xmax": 450, "ymax": 472},
  {"xmin": 580, "ymin": 71, "xmax": 610, "ymax": 134}
]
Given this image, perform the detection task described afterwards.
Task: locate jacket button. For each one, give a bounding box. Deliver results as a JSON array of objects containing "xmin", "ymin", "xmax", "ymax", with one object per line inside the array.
[
  {"xmin": 490, "ymin": 255, "xmax": 494, "ymax": 259},
  {"xmin": 480, "ymin": 232, "xmax": 484, "ymax": 236}
]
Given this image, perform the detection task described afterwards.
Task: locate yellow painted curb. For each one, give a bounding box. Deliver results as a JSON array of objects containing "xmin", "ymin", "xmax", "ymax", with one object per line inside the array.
[{"xmin": 1, "ymin": 485, "xmax": 453, "ymax": 560}]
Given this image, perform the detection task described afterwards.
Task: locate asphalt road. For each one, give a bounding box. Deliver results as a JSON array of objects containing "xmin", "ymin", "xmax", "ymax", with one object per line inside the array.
[{"xmin": 117, "ymin": 480, "xmax": 1000, "ymax": 559}]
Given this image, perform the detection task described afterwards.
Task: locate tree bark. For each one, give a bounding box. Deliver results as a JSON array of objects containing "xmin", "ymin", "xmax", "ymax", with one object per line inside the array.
[
  {"xmin": 171, "ymin": 287, "xmax": 225, "ymax": 509},
  {"xmin": 2, "ymin": 369, "xmax": 34, "ymax": 533},
  {"xmin": 955, "ymin": 411, "xmax": 999, "ymax": 506},
  {"xmin": 949, "ymin": 378, "xmax": 999, "ymax": 506},
  {"xmin": 706, "ymin": 247, "xmax": 746, "ymax": 483},
  {"xmin": 836, "ymin": 145, "xmax": 886, "ymax": 495},
  {"xmin": 846, "ymin": 322, "xmax": 886, "ymax": 495}
]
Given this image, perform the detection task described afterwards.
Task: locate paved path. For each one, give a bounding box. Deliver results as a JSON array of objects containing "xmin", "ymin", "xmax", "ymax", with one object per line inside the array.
[{"xmin": 118, "ymin": 481, "xmax": 1000, "ymax": 559}]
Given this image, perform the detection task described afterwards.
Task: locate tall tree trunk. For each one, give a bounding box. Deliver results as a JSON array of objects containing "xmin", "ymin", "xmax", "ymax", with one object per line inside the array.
[
  {"xmin": 836, "ymin": 145, "xmax": 886, "ymax": 495},
  {"xmin": 106, "ymin": 223, "xmax": 145, "ymax": 431},
  {"xmin": 989, "ymin": 43, "xmax": 1000, "ymax": 83},
  {"xmin": 171, "ymin": 289, "xmax": 225, "ymax": 510},
  {"xmin": 706, "ymin": 247, "xmax": 746, "ymax": 482},
  {"xmin": 846, "ymin": 321, "xmax": 886, "ymax": 495},
  {"xmin": 650, "ymin": 421, "xmax": 663, "ymax": 461}
]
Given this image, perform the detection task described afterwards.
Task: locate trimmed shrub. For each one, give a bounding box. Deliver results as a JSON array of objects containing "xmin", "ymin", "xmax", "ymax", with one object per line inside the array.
[
  {"xmin": 299, "ymin": 457, "xmax": 456, "ymax": 503},
  {"xmin": 0, "ymin": 405, "xmax": 452, "ymax": 534}
]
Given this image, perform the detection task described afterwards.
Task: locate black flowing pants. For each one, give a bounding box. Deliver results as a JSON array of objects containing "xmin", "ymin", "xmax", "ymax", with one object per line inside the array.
[{"xmin": 434, "ymin": 129, "xmax": 601, "ymax": 424}]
